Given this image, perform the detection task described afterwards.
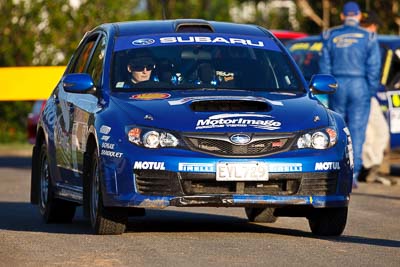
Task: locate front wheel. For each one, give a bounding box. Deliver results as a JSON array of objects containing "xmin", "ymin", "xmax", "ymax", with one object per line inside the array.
[
  {"xmin": 89, "ymin": 149, "xmax": 127, "ymax": 235},
  {"xmin": 308, "ymin": 207, "xmax": 348, "ymax": 236},
  {"xmin": 245, "ymin": 207, "xmax": 277, "ymax": 223}
]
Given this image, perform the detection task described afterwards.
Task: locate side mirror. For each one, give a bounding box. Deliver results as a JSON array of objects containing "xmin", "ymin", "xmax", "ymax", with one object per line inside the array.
[
  {"xmin": 309, "ymin": 74, "xmax": 338, "ymax": 95},
  {"xmin": 62, "ymin": 73, "xmax": 95, "ymax": 93}
]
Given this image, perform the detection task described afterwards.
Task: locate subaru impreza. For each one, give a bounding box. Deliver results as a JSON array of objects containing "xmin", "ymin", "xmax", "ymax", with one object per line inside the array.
[{"xmin": 31, "ymin": 19, "xmax": 353, "ymax": 235}]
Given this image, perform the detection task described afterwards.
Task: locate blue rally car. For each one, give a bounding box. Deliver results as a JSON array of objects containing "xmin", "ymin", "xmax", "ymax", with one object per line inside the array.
[{"xmin": 31, "ymin": 19, "xmax": 353, "ymax": 235}]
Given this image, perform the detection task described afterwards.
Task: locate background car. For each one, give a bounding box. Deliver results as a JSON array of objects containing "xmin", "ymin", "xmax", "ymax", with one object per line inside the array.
[
  {"xmin": 287, "ymin": 35, "xmax": 400, "ymax": 149},
  {"xmin": 270, "ymin": 30, "xmax": 308, "ymax": 44},
  {"xmin": 31, "ymin": 19, "xmax": 352, "ymax": 236},
  {"xmin": 27, "ymin": 100, "xmax": 46, "ymax": 144}
]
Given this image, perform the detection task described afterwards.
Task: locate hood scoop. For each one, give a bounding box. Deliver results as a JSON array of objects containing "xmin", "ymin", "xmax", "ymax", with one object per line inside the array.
[{"xmin": 190, "ymin": 100, "xmax": 271, "ymax": 112}]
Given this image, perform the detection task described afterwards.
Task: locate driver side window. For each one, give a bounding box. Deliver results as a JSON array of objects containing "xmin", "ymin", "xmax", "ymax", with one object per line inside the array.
[
  {"xmin": 87, "ymin": 36, "xmax": 106, "ymax": 87},
  {"xmin": 69, "ymin": 36, "xmax": 97, "ymax": 74}
]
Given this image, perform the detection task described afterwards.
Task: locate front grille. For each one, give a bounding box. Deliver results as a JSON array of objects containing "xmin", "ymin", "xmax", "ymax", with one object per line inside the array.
[
  {"xmin": 181, "ymin": 179, "xmax": 300, "ymax": 195},
  {"xmin": 180, "ymin": 172, "xmax": 301, "ymax": 195},
  {"xmin": 183, "ymin": 133, "xmax": 295, "ymax": 157},
  {"xmin": 134, "ymin": 170, "xmax": 338, "ymax": 196}
]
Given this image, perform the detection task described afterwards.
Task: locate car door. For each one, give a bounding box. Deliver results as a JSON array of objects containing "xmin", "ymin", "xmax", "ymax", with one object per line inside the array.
[
  {"xmin": 69, "ymin": 34, "xmax": 107, "ymax": 185},
  {"xmin": 53, "ymin": 33, "xmax": 103, "ymax": 187}
]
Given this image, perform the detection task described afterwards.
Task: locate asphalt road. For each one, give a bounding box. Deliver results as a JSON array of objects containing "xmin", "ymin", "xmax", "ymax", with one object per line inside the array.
[{"xmin": 0, "ymin": 154, "xmax": 399, "ymax": 267}]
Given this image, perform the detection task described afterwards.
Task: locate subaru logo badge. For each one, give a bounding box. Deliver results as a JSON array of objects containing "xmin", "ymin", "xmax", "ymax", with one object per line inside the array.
[
  {"xmin": 230, "ymin": 134, "xmax": 251, "ymax": 145},
  {"xmin": 132, "ymin": 38, "xmax": 155, "ymax": 46}
]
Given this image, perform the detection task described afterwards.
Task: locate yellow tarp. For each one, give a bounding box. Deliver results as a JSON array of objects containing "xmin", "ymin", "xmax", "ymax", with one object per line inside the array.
[{"xmin": 0, "ymin": 66, "xmax": 65, "ymax": 101}]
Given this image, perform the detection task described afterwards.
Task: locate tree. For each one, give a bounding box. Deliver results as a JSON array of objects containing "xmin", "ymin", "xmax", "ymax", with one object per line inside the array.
[
  {"xmin": 229, "ymin": 0, "xmax": 400, "ymax": 34},
  {"xmin": 0, "ymin": 0, "xmax": 143, "ymax": 143},
  {"xmin": 295, "ymin": 0, "xmax": 400, "ymax": 34},
  {"xmin": 146, "ymin": 0, "xmax": 234, "ymax": 21}
]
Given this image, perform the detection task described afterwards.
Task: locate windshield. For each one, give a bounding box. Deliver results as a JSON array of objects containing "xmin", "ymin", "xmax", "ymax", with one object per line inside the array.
[{"xmin": 111, "ymin": 34, "xmax": 303, "ymax": 92}]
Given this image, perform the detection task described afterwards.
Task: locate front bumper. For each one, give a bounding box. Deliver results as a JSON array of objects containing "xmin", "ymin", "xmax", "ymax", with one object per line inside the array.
[{"xmin": 100, "ymin": 145, "xmax": 352, "ymax": 209}]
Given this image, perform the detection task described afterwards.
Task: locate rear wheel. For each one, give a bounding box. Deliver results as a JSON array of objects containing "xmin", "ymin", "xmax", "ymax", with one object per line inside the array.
[
  {"xmin": 89, "ymin": 149, "xmax": 127, "ymax": 235},
  {"xmin": 308, "ymin": 207, "xmax": 348, "ymax": 236},
  {"xmin": 245, "ymin": 207, "xmax": 277, "ymax": 223},
  {"xmin": 38, "ymin": 143, "xmax": 76, "ymax": 223}
]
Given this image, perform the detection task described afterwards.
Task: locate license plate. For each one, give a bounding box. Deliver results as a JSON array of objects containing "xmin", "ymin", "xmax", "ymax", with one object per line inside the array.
[{"xmin": 216, "ymin": 162, "xmax": 269, "ymax": 181}]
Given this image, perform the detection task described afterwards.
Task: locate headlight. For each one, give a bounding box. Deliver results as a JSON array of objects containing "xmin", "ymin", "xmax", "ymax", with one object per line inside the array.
[
  {"xmin": 143, "ymin": 131, "xmax": 160, "ymax": 148},
  {"xmin": 296, "ymin": 133, "xmax": 311, "ymax": 148},
  {"xmin": 296, "ymin": 127, "xmax": 337, "ymax": 149},
  {"xmin": 127, "ymin": 126, "xmax": 179, "ymax": 148},
  {"xmin": 311, "ymin": 131, "xmax": 328, "ymax": 149}
]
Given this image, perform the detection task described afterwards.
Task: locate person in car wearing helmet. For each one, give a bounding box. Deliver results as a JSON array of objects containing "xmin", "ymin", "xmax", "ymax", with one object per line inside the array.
[{"xmin": 126, "ymin": 50, "xmax": 156, "ymax": 86}]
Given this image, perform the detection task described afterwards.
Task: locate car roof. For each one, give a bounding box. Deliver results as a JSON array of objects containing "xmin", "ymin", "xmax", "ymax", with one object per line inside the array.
[{"xmin": 94, "ymin": 19, "xmax": 273, "ymax": 38}]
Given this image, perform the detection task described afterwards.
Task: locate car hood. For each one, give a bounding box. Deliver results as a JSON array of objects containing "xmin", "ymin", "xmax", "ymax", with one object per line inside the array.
[{"xmin": 110, "ymin": 90, "xmax": 330, "ymax": 133}]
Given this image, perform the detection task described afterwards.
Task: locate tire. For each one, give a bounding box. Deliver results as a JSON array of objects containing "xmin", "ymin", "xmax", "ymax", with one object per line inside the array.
[
  {"xmin": 89, "ymin": 149, "xmax": 127, "ymax": 235},
  {"xmin": 38, "ymin": 143, "xmax": 76, "ymax": 223},
  {"xmin": 245, "ymin": 207, "xmax": 277, "ymax": 223},
  {"xmin": 308, "ymin": 207, "xmax": 348, "ymax": 236}
]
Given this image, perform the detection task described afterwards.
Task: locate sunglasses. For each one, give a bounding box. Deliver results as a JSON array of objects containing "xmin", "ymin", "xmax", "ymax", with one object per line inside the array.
[{"xmin": 131, "ymin": 64, "xmax": 155, "ymax": 72}]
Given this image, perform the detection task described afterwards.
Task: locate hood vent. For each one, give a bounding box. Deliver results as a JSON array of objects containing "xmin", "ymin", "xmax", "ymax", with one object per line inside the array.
[{"xmin": 190, "ymin": 100, "xmax": 271, "ymax": 112}]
